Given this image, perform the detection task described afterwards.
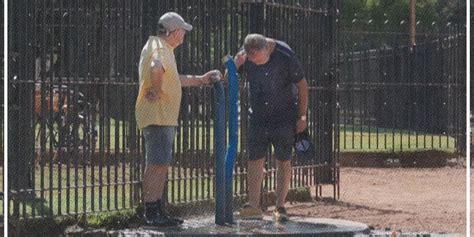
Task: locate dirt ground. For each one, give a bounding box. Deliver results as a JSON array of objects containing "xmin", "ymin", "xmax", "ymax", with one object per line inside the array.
[{"xmin": 277, "ymin": 167, "xmax": 467, "ymax": 235}]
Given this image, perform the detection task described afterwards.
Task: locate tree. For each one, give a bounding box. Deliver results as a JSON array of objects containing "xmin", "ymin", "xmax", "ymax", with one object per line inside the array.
[{"xmin": 340, "ymin": 0, "xmax": 463, "ymax": 33}]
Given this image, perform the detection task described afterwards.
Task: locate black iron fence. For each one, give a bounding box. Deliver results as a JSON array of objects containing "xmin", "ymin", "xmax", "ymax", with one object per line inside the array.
[
  {"xmin": 7, "ymin": 0, "xmax": 466, "ymax": 224},
  {"xmin": 1, "ymin": 0, "xmax": 4, "ymax": 222},
  {"xmin": 338, "ymin": 28, "xmax": 466, "ymax": 153},
  {"xmin": 8, "ymin": 0, "xmax": 339, "ymax": 220}
]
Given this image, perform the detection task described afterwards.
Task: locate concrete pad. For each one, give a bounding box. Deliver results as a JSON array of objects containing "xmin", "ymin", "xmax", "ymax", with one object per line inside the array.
[{"xmin": 109, "ymin": 216, "xmax": 370, "ymax": 236}]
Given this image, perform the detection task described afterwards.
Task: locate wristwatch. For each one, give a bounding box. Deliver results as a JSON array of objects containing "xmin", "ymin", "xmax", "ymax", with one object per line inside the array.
[{"xmin": 299, "ymin": 115, "xmax": 307, "ymax": 121}]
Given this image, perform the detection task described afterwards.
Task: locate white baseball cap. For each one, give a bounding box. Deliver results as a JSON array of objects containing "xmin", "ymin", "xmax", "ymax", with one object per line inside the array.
[{"xmin": 159, "ymin": 12, "xmax": 193, "ymax": 32}]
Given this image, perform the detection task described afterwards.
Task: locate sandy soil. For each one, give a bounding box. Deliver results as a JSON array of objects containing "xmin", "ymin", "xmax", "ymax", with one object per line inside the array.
[{"xmin": 278, "ymin": 167, "xmax": 467, "ymax": 235}]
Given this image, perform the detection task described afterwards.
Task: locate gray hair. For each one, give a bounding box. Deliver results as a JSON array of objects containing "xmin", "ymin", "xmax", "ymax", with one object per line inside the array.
[
  {"xmin": 157, "ymin": 23, "xmax": 174, "ymax": 37},
  {"xmin": 243, "ymin": 34, "xmax": 267, "ymax": 55}
]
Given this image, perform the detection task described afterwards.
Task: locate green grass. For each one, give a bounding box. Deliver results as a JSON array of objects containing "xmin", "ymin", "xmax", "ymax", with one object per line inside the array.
[
  {"xmin": 339, "ymin": 126, "xmax": 456, "ymax": 153},
  {"xmin": 168, "ymin": 169, "xmax": 216, "ymax": 203},
  {"xmin": 13, "ymin": 209, "xmax": 142, "ymax": 236},
  {"xmin": 12, "ymin": 164, "xmax": 314, "ymax": 218},
  {"xmin": 35, "ymin": 120, "xmax": 458, "ymax": 153},
  {"xmin": 11, "ymin": 165, "xmax": 227, "ymax": 218},
  {"xmin": 12, "ymin": 165, "xmax": 137, "ymax": 218},
  {"xmin": 34, "ymin": 119, "xmax": 130, "ymax": 150}
]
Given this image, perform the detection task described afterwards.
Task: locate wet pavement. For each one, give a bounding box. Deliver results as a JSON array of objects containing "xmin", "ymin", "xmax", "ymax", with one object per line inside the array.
[
  {"xmin": 65, "ymin": 216, "xmax": 464, "ymax": 237},
  {"xmin": 107, "ymin": 216, "xmax": 370, "ymax": 236}
]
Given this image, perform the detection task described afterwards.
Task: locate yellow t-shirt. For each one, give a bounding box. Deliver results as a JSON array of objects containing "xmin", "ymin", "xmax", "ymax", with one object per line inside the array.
[{"xmin": 135, "ymin": 36, "xmax": 182, "ymax": 129}]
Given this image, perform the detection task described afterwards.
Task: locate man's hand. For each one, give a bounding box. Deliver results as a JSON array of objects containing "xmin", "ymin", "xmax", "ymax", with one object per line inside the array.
[
  {"xmin": 234, "ymin": 51, "xmax": 246, "ymax": 69},
  {"xmin": 296, "ymin": 118, "xmax": 307, "ymax": 134},
  {"xmin": 201, "ymin": 70, "xmax": 223, "ymax": 84}
]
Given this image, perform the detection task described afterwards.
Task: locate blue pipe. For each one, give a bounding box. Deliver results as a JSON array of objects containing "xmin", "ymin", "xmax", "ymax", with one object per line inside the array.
[
  {"xmin": 213, "ymin": 80, "xmax": 226, "ymax": 225},
  {"xmin": 224, "ymin": 56, "xmax": 239, "ymax": 224}
]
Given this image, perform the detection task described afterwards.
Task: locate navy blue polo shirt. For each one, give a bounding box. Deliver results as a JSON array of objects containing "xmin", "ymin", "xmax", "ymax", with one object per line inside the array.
[{"xmin": 242, "ymin": 41, "xmax": 305, "ymax": 126}]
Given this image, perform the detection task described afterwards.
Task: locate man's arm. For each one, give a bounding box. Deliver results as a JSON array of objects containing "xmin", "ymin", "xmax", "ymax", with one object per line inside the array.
[
  {"xmin": 234, "ymin": 50, "xmax": 246, "ymax": 69},
  {"xmin": 295, "ymin": 78, "xmax": 308, "ymax": 133},
  {"xmin": 180, "ymin": 70, "xmax": 223, "ymax": 87},
  {"xmin": 146, "ymin": 59, "xmax": 165, "ymax": 102},
  {"xmin": 223, "ymin": 50, "xmax": 246, "ymax": 83},
  {"xmin": 179, "ymin": 74, "xmax": 204, "ymax": 87}
]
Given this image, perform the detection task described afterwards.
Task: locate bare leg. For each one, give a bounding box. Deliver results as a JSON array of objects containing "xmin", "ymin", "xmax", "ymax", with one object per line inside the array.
[
  {"xmin": 247, "ymin": 158, "xmax": 265, "ymax": 208},
  {"xmin": 143, "ymin": 164, "xmax": 169, "ymax": 202},
  {"xmin": 276, "ymin": 159, "xmax": 292, "ymax": 208}
]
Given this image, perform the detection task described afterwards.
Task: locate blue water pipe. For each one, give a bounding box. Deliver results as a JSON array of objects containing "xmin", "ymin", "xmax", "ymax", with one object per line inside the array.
[{"xmin": 224, "ymin": 56, "xmax": 239, "ymax": 224}]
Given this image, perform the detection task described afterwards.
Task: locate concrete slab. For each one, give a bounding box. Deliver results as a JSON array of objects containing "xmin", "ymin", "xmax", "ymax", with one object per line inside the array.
[{"xmin": 108, "ymin": 216, "xmax": 371, "ymax": 237}]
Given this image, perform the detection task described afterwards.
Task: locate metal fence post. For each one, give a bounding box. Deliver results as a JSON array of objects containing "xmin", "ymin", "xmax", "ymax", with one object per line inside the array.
[
  {"xmin": 248, "ymin": 0, "xmax": 264, "ymax": 34},
  {"xmin": 8, "ymin": 72, "xmax": 20, "ymax": 219},
  {"xmin": 10, "ymin": 0, "xmax": 35, "ymax": 203},
  {"xmin": 319, "ymin": 0, "xmax": 337, "ymax": 183},
  {"xmin": 214, "ymin": 81, "xmax": 226, "ymax": 225}
]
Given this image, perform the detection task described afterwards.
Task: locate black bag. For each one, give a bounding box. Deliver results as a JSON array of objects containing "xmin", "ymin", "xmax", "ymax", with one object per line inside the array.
[{"xmin": 294, "ymin": 129, "xmax": 315, "ymax": 164}]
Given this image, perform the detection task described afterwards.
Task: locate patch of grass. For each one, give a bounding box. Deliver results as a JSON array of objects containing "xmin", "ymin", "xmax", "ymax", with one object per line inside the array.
[
  {"xmin": 14, "ymin": 164, "xmax": 311, "ymax": 218},
  {"xmin": 12, "ymin": 215, "xmax": 76, "ymax": 236},
  {"xmin": 339, "ymin": 125, "xmax": 456, "ymax": 153},
  {"xmin": 13, "ymin": 165, "xmax": 137, "ymax": 217},
  {"xmin": 288, "ymin": 188, "xmax": 312, "ymax": 202},
  {"xmin": 86, "ymin": 209, "xmax": 141, "ymax": 229},
  {"xmin": 35, "ymin": 119, "xmax": 458, "ymax": 154},
  {"xmin": 34, "ymin": 119, "xmax": 130, "ymax": 150},
  {"xmin": 12, "ymin": 186, "xmax": 315, "ymax": 235},
  {"xmin": 12, "ymin": 210, "xmax": 142, "ymax": 236}
]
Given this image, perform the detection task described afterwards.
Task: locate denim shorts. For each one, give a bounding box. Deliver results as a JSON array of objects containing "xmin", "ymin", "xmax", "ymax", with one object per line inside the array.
[
  {"xmin": 247, "ymin": 123, "xmax": 295, "ymax": 161},
  {"xmin": 142, "ymin": 125, "xmax": 176, "ymax": 165}
]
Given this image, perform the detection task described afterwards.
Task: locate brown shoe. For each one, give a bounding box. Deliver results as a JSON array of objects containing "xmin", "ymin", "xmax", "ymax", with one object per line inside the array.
[
  {"xmin": 239, "ymin": 204, "xmax": 263, "ymax": 220},
  {"xmin": 273, "ymin": 206, "xmax": 289, "ymax": 222}
]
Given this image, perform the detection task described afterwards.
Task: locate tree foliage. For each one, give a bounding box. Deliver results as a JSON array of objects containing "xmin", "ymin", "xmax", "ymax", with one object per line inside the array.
[{"xmin": 340, "ymin": 0, "xmax": 465, "ymax": 33}]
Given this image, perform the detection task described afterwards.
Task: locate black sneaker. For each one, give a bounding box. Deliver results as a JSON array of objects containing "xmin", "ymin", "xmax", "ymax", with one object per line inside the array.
[
  {"xmin": 273, "ymin": 206, "xmax": 289, "ymax": 222},
  {"xmin": 156, "ymin": 206, "xmax": 184, "ymax": 225},
  {"xmin": 145, "ymin": 213, "xmax": 183, "ymax": 227},
  {"xmin": 144, "ymin": 201, "xmax": 183, "ymax": 227}
]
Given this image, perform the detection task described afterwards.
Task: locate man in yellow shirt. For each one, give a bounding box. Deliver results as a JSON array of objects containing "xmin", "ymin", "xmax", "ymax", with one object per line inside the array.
[{"xmin": 136, "ymin": 12, "xmax": 222, "ymax": 227}]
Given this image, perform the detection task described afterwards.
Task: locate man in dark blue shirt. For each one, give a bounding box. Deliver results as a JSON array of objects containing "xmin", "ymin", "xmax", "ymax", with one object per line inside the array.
[{"xmin": 235, "ymin": 34, "xmax": 308, "ymax": 222}]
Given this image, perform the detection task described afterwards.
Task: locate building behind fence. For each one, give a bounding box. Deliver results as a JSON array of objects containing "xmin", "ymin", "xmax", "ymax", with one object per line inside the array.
[{"xmin": 7, "ymin": 0, "xmax": 466, "ymax": 225}]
